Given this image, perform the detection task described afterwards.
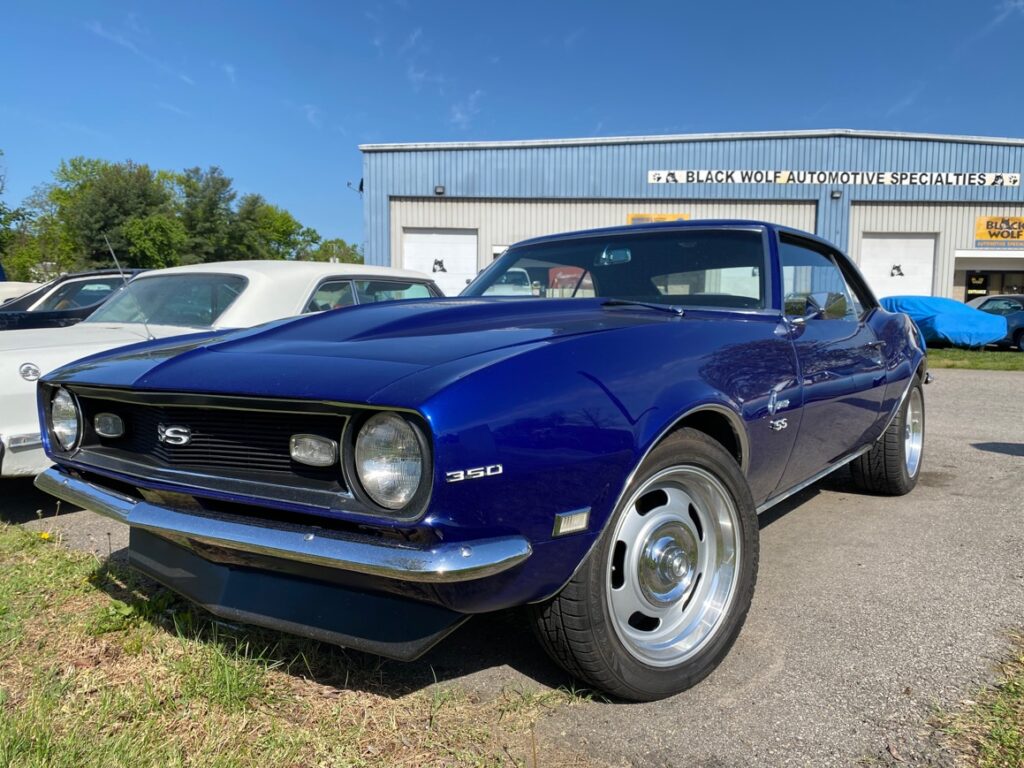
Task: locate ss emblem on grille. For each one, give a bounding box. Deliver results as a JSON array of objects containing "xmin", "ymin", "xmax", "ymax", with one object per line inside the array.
[{"xmin": 157, "ymin": 424, "xmax": 192, "ymax": 446}]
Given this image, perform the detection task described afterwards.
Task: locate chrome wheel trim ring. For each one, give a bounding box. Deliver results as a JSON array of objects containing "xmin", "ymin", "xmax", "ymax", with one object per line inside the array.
[
  {"xmin": 904, "ymin": 387, "xmax": 924, "ymax": 478},
  {"xmin": 605, "ymin": 465, "xmax": 741, "ymax": 668}
]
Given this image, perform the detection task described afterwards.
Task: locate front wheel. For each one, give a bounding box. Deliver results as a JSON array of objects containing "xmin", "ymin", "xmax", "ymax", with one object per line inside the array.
[
  {"xmin": 530, "ymin": 428, "xmax": 759, "ymax": 701},
  {"xmin": 850, "ymin": 375, "xmax": 925, "ymax": 495}
]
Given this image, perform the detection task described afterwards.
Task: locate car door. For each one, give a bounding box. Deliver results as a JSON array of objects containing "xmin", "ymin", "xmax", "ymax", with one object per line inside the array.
[{"xmin": 775, "ymin": 233, "xmax": 887, "ymax": 491}]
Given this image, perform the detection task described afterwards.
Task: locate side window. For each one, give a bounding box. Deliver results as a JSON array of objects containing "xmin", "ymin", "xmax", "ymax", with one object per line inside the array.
[
  {"xmin": 353, "ymin": 280, "xmax": 432, "ymax": 303},
  {"xmin": 304, "ymin": 281, "xmax": 356, "ymax": 313},
  {"xmin": 779, "ymin": 237, "xmax": 860, "ymax": 321},
  {"xmin": 980, "ymin": 298, "xmax": 1022, "ymax": 315}
]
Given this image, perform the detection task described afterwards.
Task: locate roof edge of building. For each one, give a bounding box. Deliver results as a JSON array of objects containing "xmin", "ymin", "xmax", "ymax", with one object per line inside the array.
[{"xmin": 359, "ymin": 128, "xmax": 1024, "ymax": 152}]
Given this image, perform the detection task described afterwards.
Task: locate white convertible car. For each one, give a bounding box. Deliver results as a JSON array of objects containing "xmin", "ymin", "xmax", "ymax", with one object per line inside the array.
[{"xmin": 0, "ymin": 260, "xmax": 440, "ymax": 477}]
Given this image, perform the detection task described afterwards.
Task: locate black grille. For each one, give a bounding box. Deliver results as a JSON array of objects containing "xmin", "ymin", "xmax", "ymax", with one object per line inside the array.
[{"xmin": 77, "ymin": 397, "xmax": 346, "ymax": 483}]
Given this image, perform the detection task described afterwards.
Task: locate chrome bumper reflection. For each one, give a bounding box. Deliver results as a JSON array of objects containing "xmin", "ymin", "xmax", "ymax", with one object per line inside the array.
[{"xmin": 35, "ymin": 467, "xmax": 532, "ymax": 583}]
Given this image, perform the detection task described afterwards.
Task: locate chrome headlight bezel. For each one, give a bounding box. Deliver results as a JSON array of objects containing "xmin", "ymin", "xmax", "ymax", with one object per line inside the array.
[
  {"xmin": 346, "ymin": 410, "xmax": 430, "ymax": 515},
  {"xmin": 50, "ymin": 387, "xmax": 82, "ymax": 452}
]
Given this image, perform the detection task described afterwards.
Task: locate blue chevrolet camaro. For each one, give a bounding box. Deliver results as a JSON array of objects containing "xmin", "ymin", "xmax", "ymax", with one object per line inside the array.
[{"xmin": 35, "ymin": 221, "xmax": 927, "ymax": 701}]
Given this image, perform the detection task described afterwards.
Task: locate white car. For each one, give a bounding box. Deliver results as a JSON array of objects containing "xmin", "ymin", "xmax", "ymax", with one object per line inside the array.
[
  {"xmin": 0, "ymin": 260, "xmax": 440, "ymax": 477},
  {"xmin": 482, "ymin": 267, "xmax": 534, "ymax": 296},
  {"xmin": 0, "ymin": 282, "xmax": 41, "ymax": 304}
]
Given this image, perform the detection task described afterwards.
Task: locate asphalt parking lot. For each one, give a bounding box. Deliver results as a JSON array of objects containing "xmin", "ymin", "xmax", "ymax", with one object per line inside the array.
[{"xmin": 5, "ymin": 367, "xmax": 1023, "ymax": 767}]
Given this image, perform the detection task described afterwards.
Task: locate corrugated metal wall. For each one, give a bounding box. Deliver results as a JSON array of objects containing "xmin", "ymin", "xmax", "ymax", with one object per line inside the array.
[
  {"xmin": 389, "ymin": 198, "xmax": 817, "ymax": 268},
  {"xmin": 848, "ymin": 203, "xmax": 1024, "ymax": 297},
  {"xmin": 363, "ymin": 133, "xmax": 1024, "ymax": 268}
]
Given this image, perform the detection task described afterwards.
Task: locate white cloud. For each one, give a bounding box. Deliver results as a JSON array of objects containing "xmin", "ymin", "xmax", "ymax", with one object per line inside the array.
[
  {"xmin": 399, "ymin": 27, "xmax": 423, "ymax": 56},
  {"xmin": 885, "ymin": 84, "xmax": 925, "ymax": 118},
  {"xmin": 303, "ymin": 104, "xmax": 322, "ymax": 129},
  {"xmin": 406, "ymin": 62, "xmax": 445, "ymax": 92},
  {"xmin": 955, "ymin": 0, "xmax": 1024, "ymax": 55},
  {"xmin": 222, "ymin": 63, "xmax": 236, "ymax": 84},
  {"xmin": 85, "ymin": 20, "xmax": 194, "ymax": 85},
  {"xmin": 157, "ymin": 101, "xmax": 189, "ymax": 116},
  {"xmin": 450, "ymin": 89, "xmax": 483, "ymax": 128}
]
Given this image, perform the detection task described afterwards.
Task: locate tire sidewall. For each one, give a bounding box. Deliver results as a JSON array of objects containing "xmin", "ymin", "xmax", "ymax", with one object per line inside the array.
[
  {"xmin": 579, "ymin": 428, "xmax": 759, "ymax": 700},
  {"xmin": 895, "ymin": 377, "xmax": 925, "ymax": 491}
]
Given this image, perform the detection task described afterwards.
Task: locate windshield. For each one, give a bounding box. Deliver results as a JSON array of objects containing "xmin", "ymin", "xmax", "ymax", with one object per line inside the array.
[
  {"xmin": 86, "ymin": 273, "xmax": 247, "ymax": 327},
  {"xmin": 464, "ymin": 228, "xmax": 767, "ymax": 309},
  {"xmin": 35, "ymin": 278, "xmax": 123, "ymax": 311}
]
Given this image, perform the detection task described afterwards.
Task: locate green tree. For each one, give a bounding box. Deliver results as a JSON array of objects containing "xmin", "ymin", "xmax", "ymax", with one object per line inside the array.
[
  {"xmin": 0, "ymin": 151, "xmax": 27, "ymax": 268},
  {"xmin": 122, "ymin": 212, "xmax": 187, "ymax": 268},
  {"xmin": 308, "ymin": 237, "xmax": 364, "ymax": 264},
  {"xmin": 60, "ymin": 160, "xmax": 173, "ymax": 266},
  {"xmin": 231, "ymin": 194, "xmax": 321, "ymax": 260},
  {"xmin": 177, "ymin": 166, "xmax": 236, "ymax": 264}
]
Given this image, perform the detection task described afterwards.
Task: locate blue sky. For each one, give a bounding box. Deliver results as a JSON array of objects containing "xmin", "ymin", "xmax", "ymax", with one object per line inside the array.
[{"xmin": 2, "ymin": 0, "xmax": 1023, "ymax": 245}]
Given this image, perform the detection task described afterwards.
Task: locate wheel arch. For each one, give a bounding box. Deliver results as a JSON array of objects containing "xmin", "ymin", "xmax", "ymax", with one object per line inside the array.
[
  {"xmin": 531, "ymin": 402, "xmax": 751, "ymax": 606},
  {"xmin": 647, "ymin": 404, "xmax": 749, "ymax": 476}
]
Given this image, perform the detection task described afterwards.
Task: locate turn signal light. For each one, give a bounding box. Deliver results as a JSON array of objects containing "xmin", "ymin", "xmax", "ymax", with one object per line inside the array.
[
  {"xmin": 94, "ymin": 413, "xmax": 124, "ymax": 439},
  {"xmin": 289, "ymin": 434, "xmax": 338, "ymax": 467}
]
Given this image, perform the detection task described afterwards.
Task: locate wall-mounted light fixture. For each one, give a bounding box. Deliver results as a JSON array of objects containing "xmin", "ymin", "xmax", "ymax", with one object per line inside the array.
[
  {"xmin": 434, "ymin": 185, "xmax": 445, "ymax": 196},
  {"xmin": 830, "ymin": 189, "xmax": 843, "ymax": 200}
]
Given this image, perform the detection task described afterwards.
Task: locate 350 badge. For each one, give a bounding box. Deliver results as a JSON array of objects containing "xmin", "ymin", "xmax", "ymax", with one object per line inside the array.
[{"xmin": 446, "ymin": 464, "xmax": 503, "ymax": 483}]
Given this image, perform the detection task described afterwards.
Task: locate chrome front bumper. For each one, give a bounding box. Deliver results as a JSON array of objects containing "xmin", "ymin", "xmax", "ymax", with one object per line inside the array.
[{"xmin": 35, "ymin": 467, "xmax": 532, "ymax": 583}]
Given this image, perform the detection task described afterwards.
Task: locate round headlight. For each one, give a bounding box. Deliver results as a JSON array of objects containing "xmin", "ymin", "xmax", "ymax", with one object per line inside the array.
[
  {"xmin": 354, "ymin": 412, "xmax": 423, "ymax": 510},
  {"xmin": 51, "ymin": 388, "xmax": 81, "ymax": 451}
]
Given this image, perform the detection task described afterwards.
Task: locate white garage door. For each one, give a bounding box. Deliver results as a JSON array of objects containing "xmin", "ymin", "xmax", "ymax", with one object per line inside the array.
[
  {"xmin": 859, "ymin": 234, "xmax": 936, "ymax": 298},
  {"xmin": 402, "ymin": 228, "xmax": 477, "ymax": 297}
]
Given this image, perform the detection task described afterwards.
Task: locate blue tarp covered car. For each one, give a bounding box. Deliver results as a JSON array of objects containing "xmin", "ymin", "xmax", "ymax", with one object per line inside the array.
[{"xmin": 880, "ymin": 295, "xmax": 1007, "ymax": 347}]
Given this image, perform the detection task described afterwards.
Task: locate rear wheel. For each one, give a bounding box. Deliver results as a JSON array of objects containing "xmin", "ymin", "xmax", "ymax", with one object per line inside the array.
[
  {"xmin": 530, "ymin": 429, "xmax": 759, "ymax": 701},
  {"xmin": 1015, "ymin": 330, "xmax": 1024, "ymax": 352},
  {"xmin": 850, "ymin": 375, "xmax": 924, "ymax": 495}
]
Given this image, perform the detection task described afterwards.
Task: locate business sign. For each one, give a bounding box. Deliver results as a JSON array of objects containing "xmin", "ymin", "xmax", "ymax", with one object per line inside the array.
[
  {"xmin": 966, "ymin": 272, "xmax": 989, "ymax": 296},
  {"xmin": 975, "ymin": 216, "xmax": 1024, "ymax": 248},
  {"xmin": 648, "ymin": 170, "xmax": 1021, "ymax": 187},
  {"xmin": 626, "ymin": 213, "xmax": 690, "ymax": 224}
]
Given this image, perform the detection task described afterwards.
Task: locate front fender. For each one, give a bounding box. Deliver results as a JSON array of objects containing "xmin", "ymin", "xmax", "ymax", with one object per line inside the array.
[{"xmin": 408, "ymin": 321, "xmax": 762, "ymax": 611}]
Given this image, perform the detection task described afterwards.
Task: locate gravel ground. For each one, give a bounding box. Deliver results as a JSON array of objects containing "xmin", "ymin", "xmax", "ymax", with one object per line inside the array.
[{"xmin": 4, "ymin": 368, "xmax": 1022, "ymax": 767}]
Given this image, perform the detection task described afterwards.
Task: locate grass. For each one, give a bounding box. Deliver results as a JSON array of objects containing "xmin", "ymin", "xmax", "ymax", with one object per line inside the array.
[
  {"xmin": 940, "ymin": 634, "xmax": 1024, "ymax": 768},
  {"xmin": 926, "ymin": 347, "xmax": 1024, "ymax": 371},
  {"xmin": 0, "ymin": 524, "xmax": 596, "ymax": 768}
]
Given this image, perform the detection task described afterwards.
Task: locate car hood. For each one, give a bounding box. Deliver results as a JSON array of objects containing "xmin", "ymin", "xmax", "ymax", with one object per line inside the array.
[
  {"xmin": 50, "ymin": 298, "xmax": 671, "ymax": 403},
  {"xmin": 0, "ymin": 321, "xmax": 204, "ymax": 354}
]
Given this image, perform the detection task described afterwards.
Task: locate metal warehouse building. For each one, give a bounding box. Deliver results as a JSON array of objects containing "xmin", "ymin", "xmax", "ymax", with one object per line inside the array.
[{"xmin": 360, "ymin": 129, "xmax": 1024, "ymax": 300}]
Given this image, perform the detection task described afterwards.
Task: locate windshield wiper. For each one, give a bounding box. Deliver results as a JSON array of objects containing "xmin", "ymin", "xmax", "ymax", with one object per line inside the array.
[{"xmin": 601, "ymin": 299, "xmax": 685, "ymax": 317}]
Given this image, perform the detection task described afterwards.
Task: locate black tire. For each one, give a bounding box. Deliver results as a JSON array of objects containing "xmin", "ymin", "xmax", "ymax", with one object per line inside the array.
[
  {"xmin": 529, "ymin": 428, "xmax": 759, "ymax": 701},
  {"xmin": 1015, "ymin": 330, "xmax": 1024, "ymax": 352},
  {"xmin": 849, "ymin": 375, "xmax": 925, "ymax": 496}
]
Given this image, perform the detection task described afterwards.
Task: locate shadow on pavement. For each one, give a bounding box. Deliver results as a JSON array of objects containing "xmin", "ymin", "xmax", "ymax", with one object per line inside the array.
[
  {"xmin": 971, "ymin": 441, "xmax": 1024, "ymax": 457},
  {"xmin": 89, "ymin": 551, "xmax": 577, "ymax": 699},
  {"xmin": 0, "ymin": 477, "xmax": 65, "ymax": 525}
]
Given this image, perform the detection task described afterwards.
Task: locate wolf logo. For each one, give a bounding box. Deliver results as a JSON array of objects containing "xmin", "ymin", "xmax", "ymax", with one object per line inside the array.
[
  {"xmin": 890, "ymin": 264, "xmax": 905, "ymax": 277},
  {"xmin": 432, "ymin": 259, "xmax": 447, "ymax": 273}
]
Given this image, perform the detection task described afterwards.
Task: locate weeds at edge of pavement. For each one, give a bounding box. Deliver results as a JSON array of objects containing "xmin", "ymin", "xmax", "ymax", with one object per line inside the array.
[
  {"xmin": 0, "ymin": 523, "xmax": 596, "ymax": 768},
  {"xmin": 938, "ymin": 632, "xmax": 1024, "ymax": 768}
]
